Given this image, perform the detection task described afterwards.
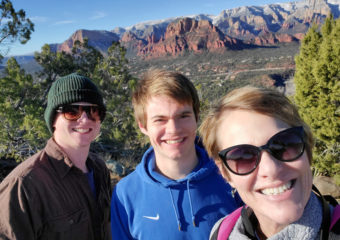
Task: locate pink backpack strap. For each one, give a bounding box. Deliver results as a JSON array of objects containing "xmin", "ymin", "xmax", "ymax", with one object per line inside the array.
[
  {"xmin": 330, "ymin": 205, "xmax": 340, "ymax": 230},
  {"xmin": 217, "ymin": 207, "xmax": 243, "ymax": 240}
]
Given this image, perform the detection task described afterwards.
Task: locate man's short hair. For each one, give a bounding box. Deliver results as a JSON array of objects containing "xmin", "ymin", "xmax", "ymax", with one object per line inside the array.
[{"xmin": 132, "ymin": 69, "xmax": 200, "ymax": 128}]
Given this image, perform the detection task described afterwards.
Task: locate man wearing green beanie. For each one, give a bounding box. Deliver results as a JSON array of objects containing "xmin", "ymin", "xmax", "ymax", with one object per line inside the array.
[{"xmin": 0, "ymin": 73, "xmax": 112, "ymax": 240}]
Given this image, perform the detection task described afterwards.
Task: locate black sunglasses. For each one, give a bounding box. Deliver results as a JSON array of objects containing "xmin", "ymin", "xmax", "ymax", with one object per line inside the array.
[
  {"xmin": 218, "ymin": 126, "xmax": 305, "ymax": 176},
  {"xmin": 56, "ymin": 104, "xmax": 105, "ymax": 122}
]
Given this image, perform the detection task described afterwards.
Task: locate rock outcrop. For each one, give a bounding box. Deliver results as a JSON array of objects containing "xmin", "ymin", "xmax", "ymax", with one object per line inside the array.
[
  {"xmin": 314, "ymin": 176, "xmax": 340, "ymax": 199},
  {"xmin": 133, "ymin": 18, "xmax": 241, "ymax": 58},
  {"xmin": 57, "ymin": 29, "xmax": 119, "ymax": 53},
  {"xmin": 52, "ymin": 0, "xmax": 340, "ymax": 59}
]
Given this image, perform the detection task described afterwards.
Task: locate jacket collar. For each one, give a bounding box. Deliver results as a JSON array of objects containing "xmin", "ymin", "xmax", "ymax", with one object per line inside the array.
[{"xmin": 44, "ymin": 138, "xmax": 96, "ymax": 178}]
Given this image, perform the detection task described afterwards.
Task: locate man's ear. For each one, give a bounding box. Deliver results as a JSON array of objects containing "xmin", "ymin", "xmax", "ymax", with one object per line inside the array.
[
  {"xmin": 52, "ymin": 116, "xmax": 57, "ymax": 131},
  {"xmin": 138, "ymin": 121, "xmax": 148, "ymax": 136}
]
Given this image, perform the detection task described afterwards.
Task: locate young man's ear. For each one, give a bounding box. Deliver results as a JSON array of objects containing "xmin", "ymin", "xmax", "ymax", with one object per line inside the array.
[{"xmin": 138, "ymin": 121, "xmax": 148, "ymax": 136}]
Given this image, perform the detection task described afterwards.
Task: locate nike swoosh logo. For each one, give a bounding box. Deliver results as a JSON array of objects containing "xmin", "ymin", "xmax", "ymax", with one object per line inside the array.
[{"xmin": 143, "ymin": 214, "xmax": 160, "ymax": 220}]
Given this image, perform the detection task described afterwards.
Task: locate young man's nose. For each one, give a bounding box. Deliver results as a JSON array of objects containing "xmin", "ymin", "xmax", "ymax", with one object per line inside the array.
[
  {"xmin": 166, "ymin": 119, "xmax": 180, "ymax": 133},
  {"xmin": 78, "ymin": 111, "xmax": 90, "ymax": 121}
]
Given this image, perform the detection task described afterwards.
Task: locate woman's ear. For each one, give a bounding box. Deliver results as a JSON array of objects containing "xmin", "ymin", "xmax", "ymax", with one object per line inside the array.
[{"xmin": 216, "ymin": 160, "xmax": 235, "ymax": 187}]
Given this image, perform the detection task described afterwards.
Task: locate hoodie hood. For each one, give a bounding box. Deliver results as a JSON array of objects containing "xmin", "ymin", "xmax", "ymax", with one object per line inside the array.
[{"xmin": 136, "ymin": 141, "xmax": 217, "ymax": 187}]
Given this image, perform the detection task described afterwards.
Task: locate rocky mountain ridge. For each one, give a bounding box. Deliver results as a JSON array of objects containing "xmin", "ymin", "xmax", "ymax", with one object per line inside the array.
[{"xmin": 51, "ymin": 0, "xmax": 340, "ymax": 58}]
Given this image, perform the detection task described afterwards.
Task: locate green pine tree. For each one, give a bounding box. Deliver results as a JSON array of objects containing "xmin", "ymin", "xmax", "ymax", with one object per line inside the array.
[
  {"xmin": 0, "ymin": 58, "xmax": 46, "ymax": 160},
  {"xmin": 294, "ymin": 15, "xmax": 340, "ymax": 181},
  {"xmin": 92, "ymin": 42, "xmax": 141, "ymax": 151},
  {"xmin": 71, "ymin": 38, "xmax": 103, "ymax": 77},
  {"xmin": 0, "ymin": 0, "xmax": 34, "ymax": 59}
]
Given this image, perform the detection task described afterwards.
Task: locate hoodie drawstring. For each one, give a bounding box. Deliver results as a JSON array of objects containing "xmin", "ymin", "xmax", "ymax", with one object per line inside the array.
[
  {"xmin": 169, "ymin": 188, "xmax": 182, "ymax": 231},
  {"xmin": 168, "ymin": 180, "xmax": 197, "ymax": 231},
  {"xmin": 187, "ymin": 179, "xmax": 196, "ymax": 227}
]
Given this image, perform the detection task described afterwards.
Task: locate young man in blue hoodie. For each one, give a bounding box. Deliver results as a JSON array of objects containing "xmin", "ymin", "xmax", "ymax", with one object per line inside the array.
[{"xmin": 111, "ymin": 69, "xmax": 242, "ymax": 240}]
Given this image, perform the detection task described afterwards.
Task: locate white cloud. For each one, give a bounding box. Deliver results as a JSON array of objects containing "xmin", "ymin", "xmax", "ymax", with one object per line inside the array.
[
  {"xmin": 90, "ymin": 11, "xmax": 107, "ymax": 20},
  {"xmin": 53, "ymin": 20, "xmax": 74, "ymax": 25}
]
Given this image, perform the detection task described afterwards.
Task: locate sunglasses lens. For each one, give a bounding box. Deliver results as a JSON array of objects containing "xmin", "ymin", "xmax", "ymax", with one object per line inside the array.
[
  {"xmin": 62, "ymin": 105, "xmax": 81, "ymax": 120},
  {"xmin": 270, "ymin": 130, "xmax": 304, "ymax": 161},
  {"xmin": 59, "ymin": 105, "xmax": 102, "ymax": 121},
  {"xmin": 88, "ymin": 106, "xmax": 100, "ymax": 120},
  {"xmin": 225, "ymin": 146, "xmax": 259, "ymax": 174}
]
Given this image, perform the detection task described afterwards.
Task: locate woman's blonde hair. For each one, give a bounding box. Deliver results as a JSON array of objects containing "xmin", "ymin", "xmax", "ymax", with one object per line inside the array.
[{"xmin": 199, "ymin": 86, "xmax": 314, "ymax": 179}]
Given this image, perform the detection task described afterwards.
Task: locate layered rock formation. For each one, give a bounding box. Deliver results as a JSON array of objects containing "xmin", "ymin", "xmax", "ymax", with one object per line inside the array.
[
  {"xmin": 132, "ymin": 18, "xmax": 242, "ymax": 58},
  {"xmin": 53, "ymin": 0, "xmax": 340, "ymax": 59}
]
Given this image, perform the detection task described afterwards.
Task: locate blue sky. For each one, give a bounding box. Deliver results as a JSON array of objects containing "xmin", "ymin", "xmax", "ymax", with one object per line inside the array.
[{"xmin": 9, "ymin": 0, "xmax": 296, "ymax": 56}]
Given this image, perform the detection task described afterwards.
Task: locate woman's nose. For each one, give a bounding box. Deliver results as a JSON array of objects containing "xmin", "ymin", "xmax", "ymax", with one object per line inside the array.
[{"xmin": 257, "ymin": 151, "xmax": 283, "ymax": 178}]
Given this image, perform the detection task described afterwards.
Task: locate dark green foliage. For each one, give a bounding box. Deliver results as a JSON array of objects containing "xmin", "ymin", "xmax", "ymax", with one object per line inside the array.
[
  {"xmin": 34, "ymin": 44, "xmax": 76, "ymax": 102},
  {"xmin": 71, "ymin": 39, "xmax": 103, "ymax": 77},
  {"xmin": 0, "ymin": 58, "xmax": 47, "ymax": 160},
  {"xmin": 0, "ymin": 0, "xmax": 34, "ymax": 58},
  {"xmin": 92, "ymin": 42, "xmax": 142, "ymax": 151},
  {"xmin": 294, "ymin": 15, "xmax": 340, "ymax": 179}
]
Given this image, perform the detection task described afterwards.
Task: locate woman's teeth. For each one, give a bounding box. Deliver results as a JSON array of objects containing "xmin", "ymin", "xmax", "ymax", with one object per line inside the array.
[{"xmin": 261, "ymin": 181, "xmax": 293, "ymax": 195}]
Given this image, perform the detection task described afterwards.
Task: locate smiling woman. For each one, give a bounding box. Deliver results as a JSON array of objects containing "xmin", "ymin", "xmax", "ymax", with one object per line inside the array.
[
  {"xmin": 199, "ymin": 86, "xmax": 340, "ymax": 240},
  {"xmin": 215, "ymin": 111, "xmax": 312, "ymax": 234}
]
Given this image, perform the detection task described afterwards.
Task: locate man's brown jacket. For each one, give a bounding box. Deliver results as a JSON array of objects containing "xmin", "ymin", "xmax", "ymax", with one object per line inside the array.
[{"xmin": 0, "ymin": 138, "xmax": 112, "ymax": 240}]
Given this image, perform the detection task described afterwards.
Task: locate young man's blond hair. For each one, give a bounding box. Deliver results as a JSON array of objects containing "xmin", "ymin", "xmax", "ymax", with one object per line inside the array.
[{"xmin": 132, "ymin": 68, "xmax": 200, "ymax": 128}]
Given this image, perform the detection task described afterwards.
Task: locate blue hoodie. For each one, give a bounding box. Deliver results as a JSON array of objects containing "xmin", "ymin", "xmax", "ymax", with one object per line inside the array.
[{"xmin": 111, "ymin": 143, "xmax": 242, "ymax": 240}]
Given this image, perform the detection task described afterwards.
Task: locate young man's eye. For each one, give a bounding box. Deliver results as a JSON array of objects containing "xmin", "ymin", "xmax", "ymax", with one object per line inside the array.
[
  {"xmin": 181, "ymin": 114, "xmax": 191, "ymax": 118},
  {"xmin": 154, "ymin": 119, "xmax": 165, "ymax": 122}
]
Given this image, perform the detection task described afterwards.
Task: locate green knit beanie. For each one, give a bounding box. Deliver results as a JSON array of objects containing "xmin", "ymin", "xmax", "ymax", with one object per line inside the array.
[{"xmin": 44, "ymin": 73, "xmax": 106, "ymax": 133}]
